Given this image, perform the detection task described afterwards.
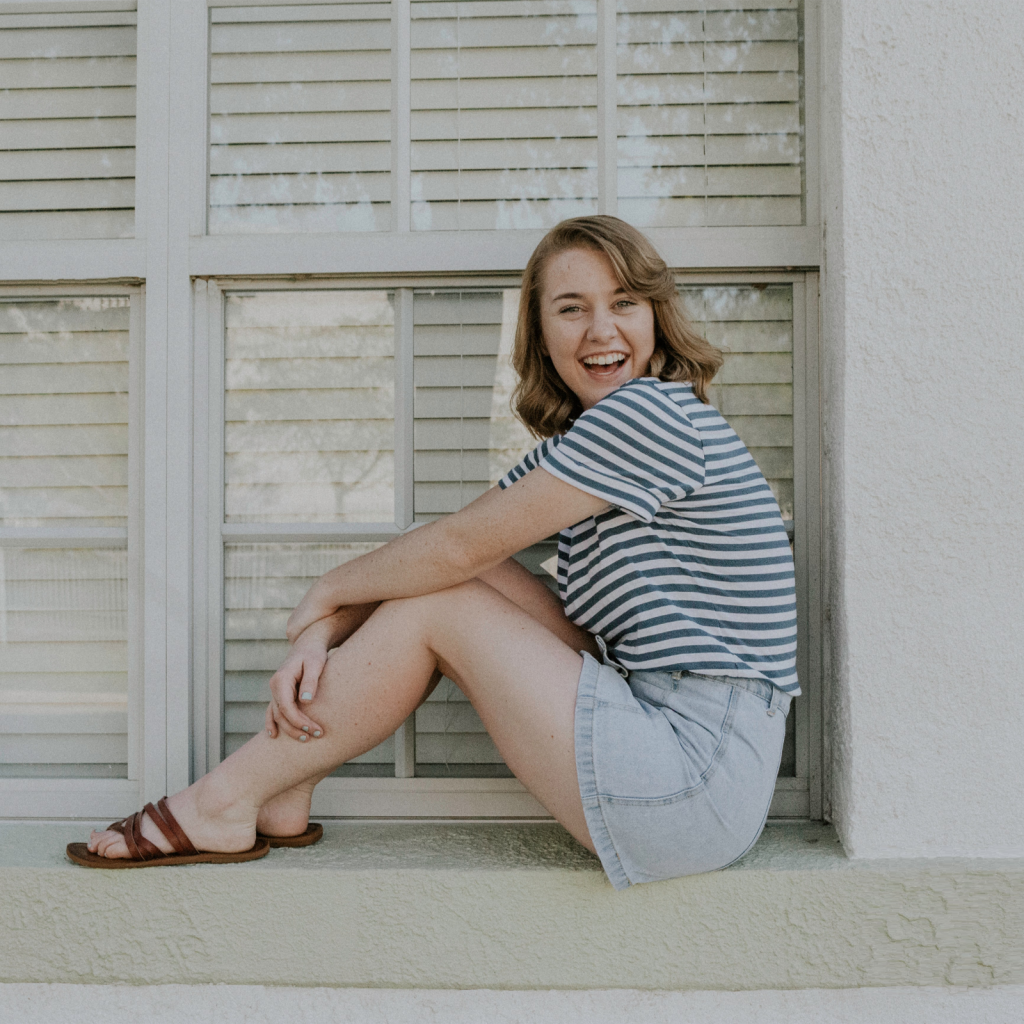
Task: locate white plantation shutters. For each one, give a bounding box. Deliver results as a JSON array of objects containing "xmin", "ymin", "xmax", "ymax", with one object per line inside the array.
[
  {"xmin": 412, "ymin": 287, "xmax": 535, "ymax": 773},
  {"xmin": 0, "ymin": 1, "xmax": 818, "ymax": 817},
  {"xmin": 209, "ymin": 3, "xmax": 393, "ymax": 233},
  {"xmin": 410, "ymin": 0, "xmax": 599, "ymax": 230},
  {"xmin": 686, "ymin": 283, "xmax": 794, "ymax": 519},
  {"xmin": 0, "ymin": 297, "xmax": 131, "ymax": 778},
  {"xmin": 617, "ymin": 0, "xmax": 802, "ymax": 227},
  {"xmin": 413, "ymin": 289, "xmax": 533, "ymax": 518},
  {"xmin": 223, "ymin": 542, "xmax": 396, "ymax": 770},
  {"xmin": 0, "ymin": 9, "xmax": 136, "ymax": 240},
  {"xmin": 224, "ymin": 290, "xmax": 395, "ymax": 524}
]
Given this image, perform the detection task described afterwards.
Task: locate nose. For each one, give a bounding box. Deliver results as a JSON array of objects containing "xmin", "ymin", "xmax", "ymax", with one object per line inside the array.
[{"xmin": 586, "ymin": 306, "xmax": 618, "ymax": 344}]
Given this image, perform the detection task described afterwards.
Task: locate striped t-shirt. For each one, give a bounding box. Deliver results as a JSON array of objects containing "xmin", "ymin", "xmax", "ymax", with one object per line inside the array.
[{"xmin": 498, "ymin": 377, "xmax": 799, "ymax": 693}]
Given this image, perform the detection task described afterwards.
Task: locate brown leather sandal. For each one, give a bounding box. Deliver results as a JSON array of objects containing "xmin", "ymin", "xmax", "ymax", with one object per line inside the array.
[
  {"xmin": 65, "ymin": 797, "xmax": 270, "ymax": 869},
  {"xmin": 257, "ymin": 822, "xmax": 323, "ymax": 848}
]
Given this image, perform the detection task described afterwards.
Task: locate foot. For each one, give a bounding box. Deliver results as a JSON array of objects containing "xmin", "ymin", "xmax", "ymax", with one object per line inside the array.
[
  {"xmin": 255, "ymin": 778, "xmax": 318, "ymax": 838},
  {"xmin": 86, "ymin": 775, "xmax": 259, "ymax": 860}
]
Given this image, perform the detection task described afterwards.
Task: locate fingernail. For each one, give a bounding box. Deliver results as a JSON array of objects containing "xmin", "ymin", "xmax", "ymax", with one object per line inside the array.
[
  {"xmin": 299, "ymin": 734, "xmax": 308, "ymax": 742},
  {"xmin": 302, "ymin": 725, "xmax": 309, "ymax": 733},
  {"xmin": 313, "ymin": 730, "xmax": 321, "ymax": 738},
  {"xmin": 301, "ymin": 692, "xmax": 312, "ymax": 701}
]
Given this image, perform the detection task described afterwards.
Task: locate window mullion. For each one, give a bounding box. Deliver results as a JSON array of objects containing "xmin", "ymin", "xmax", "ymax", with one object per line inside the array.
[
  {"xmin": 597, "ymin": 0, "xmax": 618, "ymax": 216},
  {"xmin": 391, "ymin": 0, "xmax": 411, "ymax": 233},
  {"xmin": 394, "ymin": 287, "xmax": 415, "ymax": 530}
]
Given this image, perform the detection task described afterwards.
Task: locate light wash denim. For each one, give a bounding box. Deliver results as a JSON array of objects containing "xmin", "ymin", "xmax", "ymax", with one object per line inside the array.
[{"xmin": 574, "ymin": 651, "xmax": 790, "ymax": 890}]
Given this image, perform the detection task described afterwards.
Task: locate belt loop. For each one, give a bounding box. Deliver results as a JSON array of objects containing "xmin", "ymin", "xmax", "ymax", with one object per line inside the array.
[{"xmin": 767, "ymin": 685, "xmax": 785, "ymax": 717}]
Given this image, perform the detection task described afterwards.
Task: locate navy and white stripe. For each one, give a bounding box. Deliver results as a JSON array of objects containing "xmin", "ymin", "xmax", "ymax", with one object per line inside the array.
[{"xmin": 499, "ymin": 377, "xmax": 799, "ymax": 693}]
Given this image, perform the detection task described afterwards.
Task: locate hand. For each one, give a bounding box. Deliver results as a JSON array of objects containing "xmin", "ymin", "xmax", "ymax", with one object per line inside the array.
[{"xmin": 265, "ymin": 640, "xmax": 328, "ymax": 742}]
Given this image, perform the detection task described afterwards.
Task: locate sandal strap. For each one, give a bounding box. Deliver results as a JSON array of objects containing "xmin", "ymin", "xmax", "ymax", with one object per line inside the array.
[
  {"xmin": 123, "ymin": 810, "xmax": 162, "ymax": 861},
  {"xmin": 148, "ymin": 798, "xmax": 198, "ymax": 856}
]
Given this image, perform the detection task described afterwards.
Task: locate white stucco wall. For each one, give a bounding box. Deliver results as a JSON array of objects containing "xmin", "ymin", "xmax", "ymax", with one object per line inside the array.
[{"xmin": 821, "ymin": 0, "xmax": 1024, "ymax": 857}]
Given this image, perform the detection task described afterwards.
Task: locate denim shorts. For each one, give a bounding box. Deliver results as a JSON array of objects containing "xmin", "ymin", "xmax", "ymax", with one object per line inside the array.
[{"xmin": 574, "ymin": 651, "xmax": 790, "ymax": 889}]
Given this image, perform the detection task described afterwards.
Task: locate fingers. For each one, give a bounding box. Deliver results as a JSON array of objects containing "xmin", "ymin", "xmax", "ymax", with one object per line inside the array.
[{"xmin": 267, "ymin": 652, "xmax": 326, "ymax": 742}]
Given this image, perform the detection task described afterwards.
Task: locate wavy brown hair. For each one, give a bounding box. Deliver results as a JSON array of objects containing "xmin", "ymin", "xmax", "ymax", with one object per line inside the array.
[{"xmin": 511, "ymin": 216, "xmax": 723, "ymax": 438}]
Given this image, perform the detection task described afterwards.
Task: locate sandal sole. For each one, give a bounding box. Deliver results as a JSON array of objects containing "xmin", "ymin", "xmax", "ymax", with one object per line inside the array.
[
  {"xmin": 65, "ymin": 837, "xmax": 270, "ymax": 869},
  {"xmin": 257, "ymin": 822, "xmax": 323, "ymax": 848}
]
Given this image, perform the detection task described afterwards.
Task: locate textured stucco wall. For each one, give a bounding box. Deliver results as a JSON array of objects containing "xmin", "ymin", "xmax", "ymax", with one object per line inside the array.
[
  {"xmin": 4, "ymin": 984, "xmax": 1024, "ymax": 1024},
  {"xmin": 3, "ymin": 823, "xmax": 1024, "ymax": 990},
  {"xmin": 821, "ymin": 1, "xmax": 1024, "ymax": 857}
]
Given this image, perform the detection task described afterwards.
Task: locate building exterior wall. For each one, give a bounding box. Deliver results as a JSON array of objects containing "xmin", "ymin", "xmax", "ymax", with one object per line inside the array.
[{"xmin": 821, "ymin": 0, "xmax": 1024, "ymax": 857}]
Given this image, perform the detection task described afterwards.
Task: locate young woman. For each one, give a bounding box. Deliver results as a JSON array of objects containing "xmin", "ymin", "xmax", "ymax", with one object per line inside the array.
[{"xmin": 70, "ymin": 216, "xmax": 798, "ymax": 888}]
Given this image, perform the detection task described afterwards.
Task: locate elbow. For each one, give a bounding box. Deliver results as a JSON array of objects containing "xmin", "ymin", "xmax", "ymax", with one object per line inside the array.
[{"xmin": 438, "ymin": 524, "xmax": 494, "ymax": 586}]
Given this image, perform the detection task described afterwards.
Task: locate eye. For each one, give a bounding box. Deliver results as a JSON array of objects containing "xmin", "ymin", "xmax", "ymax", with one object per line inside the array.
[
  {"xmin": 615, "ymin": 298, "xmax": 637, "ymax": 309},
  {"xmin": 558, "ymin": 303, "xmax": 582, "ymax": 314}
]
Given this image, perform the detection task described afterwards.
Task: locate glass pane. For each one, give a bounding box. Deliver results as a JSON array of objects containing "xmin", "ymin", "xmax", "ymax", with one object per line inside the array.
[
  {"xmin": 412, "ymin": 286, "xmax": 538, "ymax": 774},
  {"xmin": 0, "ymin": 297, "xmax": 129, "ymax": 529},
  {"xmin": 0, "ymin": 10, "xmax": 137, "ymax": 240},
  {"xmin": 617, "ymin": 2, "xmax": 803, "ymax": 227},
  {"xmin": 224, "ymin": 290, "xmax": 395, "ymax": 524},
  {"xmin": 209, "ymin": 2, "xmax": 392, "ymax": 233},
  {"xmin": 0, "ymin": 297, "xmax": 130, "ymax": 778},
  {"xmin": 411, "ymin": 0, "xmax": 598, "ymax": 230},
  {"xmin": 686, "ymin": 283, "xmax": 794, "ymax": 520},
  {"xmin": 0, "ymin": 547, "xmax": 128, "ymax": 778},
  {"xmin": 223, "ymin": 542, "xmax": 394, "ymax": 775}
]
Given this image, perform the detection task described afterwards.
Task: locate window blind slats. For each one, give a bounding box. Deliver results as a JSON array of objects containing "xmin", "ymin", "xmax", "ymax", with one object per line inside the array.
[
  {"xmin": 617, "ymin": 4, "xmax": 803, "ymax": 228},
  {"xmin": 223, "ymin": 543, "xmax": 394, "ymax": 770},
  {"xmin": 209, "ymin": 3, "xmax": 392, "ymax": 234},
  {"xmin": 411, "ymin": 288, "xmax": 536, "ymax": 772},
  {"xmin": 411, "ymin": 0, "xmax": 598, "ymax": 231},
  {"xmin": 0, "ymin": 15, "xmax": 135, "ymax": 241},
  {"xmin": 0, "ymin": 298, "xmax": 130, "ymax": 777},
  {"xmin": 224, "ymin": 291, "xmax": 395, "ymax": 524},
  {"xmin": 0, "ymin": 298, "xmax": 129, "ymax": 529},
  {"xmin": 685, "ymin": 283, "xmax": 794, "ymax": 518},
  {"xmin": 0, "ymin": 547, "xmax": 128, "ymax": 776}
]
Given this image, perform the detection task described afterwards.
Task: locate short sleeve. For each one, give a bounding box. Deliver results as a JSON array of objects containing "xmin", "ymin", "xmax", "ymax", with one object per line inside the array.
[
  {"xmin": 497, "ymin": 436, "xmax": 561, "ymax": 490},
  {"xmin": 538, "ymin": 380, "xmax": 705, "ymax": 523}
]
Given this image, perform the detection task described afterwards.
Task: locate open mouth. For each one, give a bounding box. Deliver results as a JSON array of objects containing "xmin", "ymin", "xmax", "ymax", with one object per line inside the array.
[{"xmin": 580, "ymin": 352, "xmax": 627, "ymax": 375}]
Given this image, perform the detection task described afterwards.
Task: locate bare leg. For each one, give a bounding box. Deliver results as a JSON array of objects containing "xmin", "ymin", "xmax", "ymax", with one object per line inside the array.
[
  {"xmin": 255, "ymin": 558, "xmax": 594, "ymax": 838},
  {"xmin": 89, "ymin": 579, "xmax": 595, "ymax": 858}
]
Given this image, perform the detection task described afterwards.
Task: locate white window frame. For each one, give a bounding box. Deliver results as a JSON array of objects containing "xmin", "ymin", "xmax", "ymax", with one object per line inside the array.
[
  {"xmin": 0, "ymin": 0, "xmax": 822, "ymax": 820},
  {"xmin": 192, "ymin": 270, "xmax": 821, "ymax": 819}
]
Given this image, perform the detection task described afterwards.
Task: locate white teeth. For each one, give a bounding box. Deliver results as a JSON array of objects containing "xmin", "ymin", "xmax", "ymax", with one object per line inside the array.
[{"xmin": 582, "ymin": 353, "xmax": 626, "ymax": 366}]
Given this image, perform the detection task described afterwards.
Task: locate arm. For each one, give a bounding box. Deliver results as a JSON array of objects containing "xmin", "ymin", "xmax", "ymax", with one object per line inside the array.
[
  {"xmin": 286, "ymin": 466, "xmax": 610, "ymax": 642},
  {"xmin": 265, "ymin": 602, "xmax": 379, "ymax": 739},
  {"xmin": 476, "ymin": 557, "xmax": 601, "ymax": 660}
]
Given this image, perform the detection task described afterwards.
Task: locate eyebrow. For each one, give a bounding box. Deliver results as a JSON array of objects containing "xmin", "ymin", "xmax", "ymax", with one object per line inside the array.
[{"xmin": 551, "ymin": 287, "xmax": 628, "ymax": 302}]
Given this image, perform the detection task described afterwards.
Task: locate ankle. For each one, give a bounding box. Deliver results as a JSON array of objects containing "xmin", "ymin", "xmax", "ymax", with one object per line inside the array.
[{"xmin": 188, "ymin": 771, "xmax": 259, "ymax": 825}]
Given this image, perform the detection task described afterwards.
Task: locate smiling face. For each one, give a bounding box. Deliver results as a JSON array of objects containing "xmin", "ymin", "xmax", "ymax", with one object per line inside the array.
[{"xmin": 538, "ymin": 247, "xmax": 657, "ymax": 411}]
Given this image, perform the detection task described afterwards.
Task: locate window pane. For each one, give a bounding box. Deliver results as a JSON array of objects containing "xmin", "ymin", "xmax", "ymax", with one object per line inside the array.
[
  {"xmin": 617, "ymin": 2, "xmax": 803, "ymax": 227},
  {"xmin": 223, "ymin": 542, "xmax": 394, "ymax": 774},
  {"xmin": 0, "ymin": 10, "xmax": 136, "ymax": 240},
  {"xmin": 224, "ymin": 290, "xmax": 395, "ymax": 524},
  {"xmin": 0, "ymin": 296, "xmax": 131, "ymax": 777},
  {"xmin": 412, "ymin": 286, "xmax": 538, "ymax": 774},
  {"xmin": 0, "ymin": 297, "xmax": 129, "ymax": 529},
  {"xmin": 687, "ymin": 283, "xmax": 794, "ymax": 520},
  {"xmin": 209, "ymin": 2, "xmax": 392, "ymax": 233},
  {"xmin": 413, "ymin": 288, "xmax": 533, "ymax": 518},
  {"xmin": 0, "ymin": 547, "xmax": 127, "ymax": 778},
  {"xmin": 411, "ymin": 0, "xmax": 598, "ymax": 230}
]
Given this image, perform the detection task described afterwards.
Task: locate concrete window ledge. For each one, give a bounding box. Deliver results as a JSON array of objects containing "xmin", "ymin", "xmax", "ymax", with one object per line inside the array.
[{"xmin": 1, "ymin": 821, "xmax": 1022, "ymax": 991}]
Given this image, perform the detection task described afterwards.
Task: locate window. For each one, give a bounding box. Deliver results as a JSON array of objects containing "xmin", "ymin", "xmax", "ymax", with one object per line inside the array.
[{"xmin": 0, "ymin": 0, "xmax": 821, "ymax": 822}]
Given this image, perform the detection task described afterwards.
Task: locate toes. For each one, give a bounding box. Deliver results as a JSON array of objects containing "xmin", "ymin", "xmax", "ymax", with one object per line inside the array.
[{"xmin": 91, "ymin": 829, "xmax": 129, "ymax": 859}]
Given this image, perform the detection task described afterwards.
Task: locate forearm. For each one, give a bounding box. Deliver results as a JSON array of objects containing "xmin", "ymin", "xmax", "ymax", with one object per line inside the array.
[{"xmin": 292, "ymin": 602, "xmax": 380, "ymax": 651}]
